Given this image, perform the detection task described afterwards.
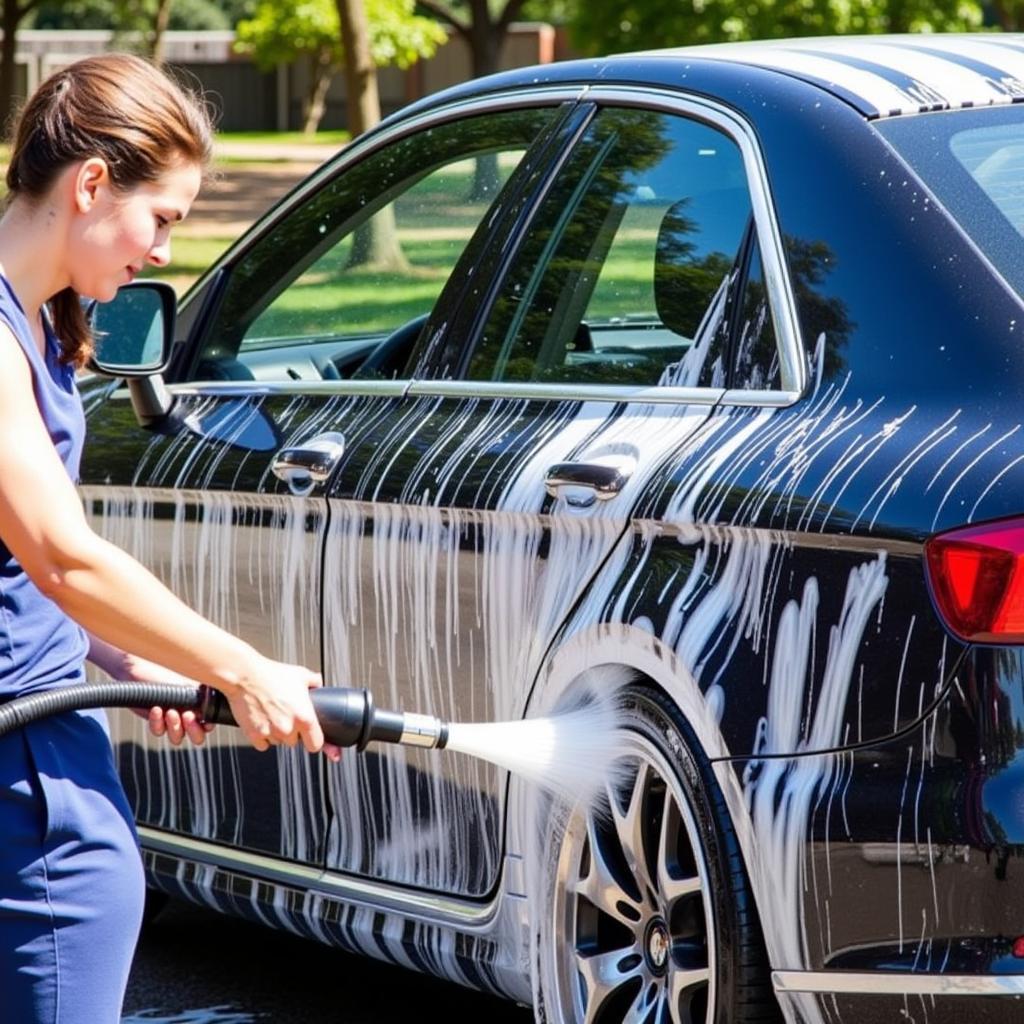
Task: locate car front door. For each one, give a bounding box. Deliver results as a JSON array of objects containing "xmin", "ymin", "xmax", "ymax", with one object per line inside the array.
[{"xmin": 82, "ymin": 95, "xmax": 576, "ymax": 871}]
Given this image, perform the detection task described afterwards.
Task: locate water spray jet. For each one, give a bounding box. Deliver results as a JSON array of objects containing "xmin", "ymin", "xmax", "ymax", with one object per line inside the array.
[{"xmin": 0, "ymin": 679, "xmax": 628, "ymax": 807}]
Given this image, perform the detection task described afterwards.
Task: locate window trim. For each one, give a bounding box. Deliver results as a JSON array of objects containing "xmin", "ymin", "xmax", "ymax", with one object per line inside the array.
[
  {"xmin": 409, "ymin": 85, "xmax": 806, "ymax": 408},
  {"xmin": 178, "ymin": 85, "xmax": 586, "ymax": 390},
  {"xmin": 175, "ymin": 85, "xmax": 805, "ymax": 407}
]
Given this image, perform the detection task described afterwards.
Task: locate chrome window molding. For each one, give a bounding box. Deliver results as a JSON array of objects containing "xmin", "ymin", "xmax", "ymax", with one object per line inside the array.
[
  {"xmin": 720, "ymin": 388, "xmax": 803, "ymax": 407},
  {"xmin": 773, "ymin": 970, "xmax": 1024, "ymax": 997},
  {"xmin": 408, "ymin": 380, "xmax": 726, "ymax": 405},
  {"xmin": 139, "ymin": 825, "xmax": 503, "ymax": 930},
  {"xmin": 155, "ymin": 378, "xmax": 728, "ymax": 406},
  {"xmin": 162, "ymin": 379, "xmax": 410, "ymax": 399}
]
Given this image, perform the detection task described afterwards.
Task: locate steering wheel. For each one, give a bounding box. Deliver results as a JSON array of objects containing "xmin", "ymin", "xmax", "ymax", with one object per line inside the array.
[
  {"xmin": 312, "ymin": 354, "xmax": 342, "ymax": 380},
  {"xmin": 351, "ymin": 313, "xmax": 430, "ymax": 380}
]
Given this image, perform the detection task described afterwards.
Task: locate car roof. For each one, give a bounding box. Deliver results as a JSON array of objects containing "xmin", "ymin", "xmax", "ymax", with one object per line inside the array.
[
  {"xmin": 397, "ymin": 33, "xmax": 1024, "ymax": 126},
  {"xmin": 643, "ymin": 34, "xmax": 1024, "ymax": 119}
]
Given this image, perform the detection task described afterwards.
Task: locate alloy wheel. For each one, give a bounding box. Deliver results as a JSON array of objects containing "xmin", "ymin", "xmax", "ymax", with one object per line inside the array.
[{"xmin": 550, "ymin": 736, "xmax": 716, "ymax": 1024}]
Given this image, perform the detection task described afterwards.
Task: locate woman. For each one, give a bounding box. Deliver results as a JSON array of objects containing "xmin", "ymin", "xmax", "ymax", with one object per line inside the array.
[{"xmin": 0, "ymin": 54, "xmax": 341, "ymax": 1022}]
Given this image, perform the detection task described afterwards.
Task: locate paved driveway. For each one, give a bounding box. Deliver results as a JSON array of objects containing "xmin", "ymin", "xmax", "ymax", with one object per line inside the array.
[{"xmin": 123, "ymin": 897, "xmax": 533, "ymax": 1023}]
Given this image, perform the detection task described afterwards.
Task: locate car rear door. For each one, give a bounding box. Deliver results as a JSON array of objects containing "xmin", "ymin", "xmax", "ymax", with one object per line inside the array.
[{"xmin": 318, "ymin": 95, "xmax": 765, "ymax": 898}]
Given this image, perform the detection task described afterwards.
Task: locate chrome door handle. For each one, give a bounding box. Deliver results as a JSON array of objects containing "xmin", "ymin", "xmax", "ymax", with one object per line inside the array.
[
  {"xmin": 272, "ymin": 432, "xmax": 345, "ymax": 494},
  {"xmin": 545, "ymin": 456, "xmax": 635, "ymax": 507}
]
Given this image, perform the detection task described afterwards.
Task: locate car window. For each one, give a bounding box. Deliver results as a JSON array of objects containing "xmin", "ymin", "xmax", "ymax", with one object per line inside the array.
[
  {"xmin": 729, "ymin": 239, "xmax": 780, "ymax": 391},
  {"xmin": 461, "ymin": 107, "xmax": 755, "ymax": 388},
  {"xmin": 876, "ymin": 106, "xmax": 1024, "ymax": 307},
  {"xmin": 193, "ymin": 108, "xmax": 557, "ymax": 383}
]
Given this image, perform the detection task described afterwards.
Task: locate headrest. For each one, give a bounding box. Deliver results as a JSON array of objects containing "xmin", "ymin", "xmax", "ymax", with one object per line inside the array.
[{"xmin": 654, "ymin": 188, "xmax": 751, "ymax": 339}]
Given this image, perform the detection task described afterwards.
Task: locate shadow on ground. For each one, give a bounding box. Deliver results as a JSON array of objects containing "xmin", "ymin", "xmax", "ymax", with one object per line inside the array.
[{"xmin": 123, "ymin": 896, "xmax": 533, "ymax": 1023}]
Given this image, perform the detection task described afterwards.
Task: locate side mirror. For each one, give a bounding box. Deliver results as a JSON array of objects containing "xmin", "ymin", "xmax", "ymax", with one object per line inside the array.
[
  {"xmin": 87, "ymin": 280, "xmax": 177, "ymax": 427},
  {"xmin": 88, "ymin": 280, "xmax": 176, "ymax": 376}
]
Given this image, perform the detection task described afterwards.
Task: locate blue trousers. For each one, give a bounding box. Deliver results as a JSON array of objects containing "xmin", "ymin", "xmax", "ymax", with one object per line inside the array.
[{"xmin": 0, "ymin": 709, "xmax": 145, "ymax": 1023}]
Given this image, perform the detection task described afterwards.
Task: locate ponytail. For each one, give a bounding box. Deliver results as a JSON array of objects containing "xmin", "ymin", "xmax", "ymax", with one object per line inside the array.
[{"xmin": 49, "ymin": 288, "xmax": 92, "ymax": 368}]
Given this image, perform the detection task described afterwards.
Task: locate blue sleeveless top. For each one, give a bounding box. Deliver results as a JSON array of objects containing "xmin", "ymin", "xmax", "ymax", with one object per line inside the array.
[{"xmin": 0, "ymin": 276, "xmax": 88, "ymax": 697}]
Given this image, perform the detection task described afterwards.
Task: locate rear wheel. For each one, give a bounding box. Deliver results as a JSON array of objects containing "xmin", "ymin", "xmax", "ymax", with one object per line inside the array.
[{"xmin": 538, "ymin": 686, "xmax": 780, "ymax": 1024}]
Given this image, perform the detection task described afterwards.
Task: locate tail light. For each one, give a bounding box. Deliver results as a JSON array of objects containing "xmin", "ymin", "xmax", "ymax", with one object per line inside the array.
[{"xmin": 924, "ymin": 517, "xmax": 1024, "ymax": 644}]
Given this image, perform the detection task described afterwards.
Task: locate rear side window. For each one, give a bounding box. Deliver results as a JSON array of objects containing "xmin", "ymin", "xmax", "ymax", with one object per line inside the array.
[{"xmin": 460, "ymin": 107, "xmax": 756, "ymax": 388}]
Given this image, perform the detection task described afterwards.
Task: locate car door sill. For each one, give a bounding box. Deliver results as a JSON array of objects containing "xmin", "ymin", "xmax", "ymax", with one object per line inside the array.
[{"xmin": 139, "ymin": 825, "xmax": 503, "ymax": 930}]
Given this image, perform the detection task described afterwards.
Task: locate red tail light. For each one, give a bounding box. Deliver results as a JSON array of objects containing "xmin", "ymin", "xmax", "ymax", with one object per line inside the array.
[{"xmin": 925, "ymin": 518, "xmax": 1024, "ymax": 643}]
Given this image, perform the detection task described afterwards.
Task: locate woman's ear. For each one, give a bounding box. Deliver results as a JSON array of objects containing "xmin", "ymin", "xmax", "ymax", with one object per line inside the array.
[{"xmin": 73, "ymin": 157, "xmax": 110, "ymax": 214}]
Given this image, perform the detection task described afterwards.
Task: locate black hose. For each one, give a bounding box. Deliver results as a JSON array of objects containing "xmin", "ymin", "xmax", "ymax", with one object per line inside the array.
[
  {"xmin": 0, "ymin": 682, "xmax": 204, "ymax": 738},
  {"xmin": 0, "ymin": 681, "xmax": 449, "ymax": 750}
]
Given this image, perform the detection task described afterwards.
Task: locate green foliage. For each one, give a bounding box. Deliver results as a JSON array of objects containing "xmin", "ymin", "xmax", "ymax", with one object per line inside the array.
[
  {"xmin": 235, "ymin": 0, "xmax": 445, "ymax": 72},
  {"xmin": 214, "ymin": 0, "xmax": 258, "ymax": 25},
  {"xmin": 32, "ymin": 0, "xmax": 230, "ymax": 31},
  {"xmin": 569, "ymin": 0, "xmax": 985, "ymax": 54}
]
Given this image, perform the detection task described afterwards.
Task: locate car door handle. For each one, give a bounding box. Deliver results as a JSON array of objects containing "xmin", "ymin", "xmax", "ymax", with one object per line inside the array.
[
  {"xmin": 272, "ymin": 432, "xmax": 346, "ymax": 493},
  {"xmin": 544, "ymin": 457, "xmax": 635, "ymax": 505}
]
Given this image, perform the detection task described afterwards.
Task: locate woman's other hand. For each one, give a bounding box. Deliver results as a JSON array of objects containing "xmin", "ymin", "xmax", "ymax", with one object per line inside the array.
[{"xmin": 121, "ymin": 653, "xmax": 215, "ymax": 747}]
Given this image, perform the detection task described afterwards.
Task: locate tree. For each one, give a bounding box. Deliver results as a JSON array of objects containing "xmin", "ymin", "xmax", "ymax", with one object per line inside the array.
[
  {"xmin": 414, "ymin": 0, "xmax": 529, "ymax": 195},
  {"xmin": 989, "ymin": 0, "xmax": 1024, "ymax": 28},
  {"xmin": 236, "ymin": 0, "xmax": 444, "ymax": 135},
  {"xmin": 335, "ymin": 0, "xmax": 400, "ymax": 267},
  {"xmin": 415, "ymin": 0, "xmax": 525, "ymax": 79},
  {"xmin": 32, "ymin": 0, "xmax": 231, "ymax": 62},
  {"xmin": 568, "ymin": 0, "xmax": 983, "ymax": 54},
  {"xmin": 1, "ymin": 0, "xmax": 43, "ymax": 130}
]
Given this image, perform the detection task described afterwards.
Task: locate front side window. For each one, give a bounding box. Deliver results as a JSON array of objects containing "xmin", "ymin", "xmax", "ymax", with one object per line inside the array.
[
  {"xmin": 194, "ymin": 107, "xmax": 557, "ymax": 382},
  {"xmin": 462, "ymin": 107, "xmax": 756, "ymax": 388}
]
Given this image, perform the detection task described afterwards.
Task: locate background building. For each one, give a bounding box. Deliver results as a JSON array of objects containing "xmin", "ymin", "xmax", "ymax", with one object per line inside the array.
[{"xmin": 6, "ymin": 26, "xmax": 560, "ymax": 131}]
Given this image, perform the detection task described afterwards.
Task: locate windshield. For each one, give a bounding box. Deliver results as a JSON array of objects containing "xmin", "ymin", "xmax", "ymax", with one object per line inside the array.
[{"xmin": 876, "ymin": 105, "xmax": 1024, "ymax": 301}]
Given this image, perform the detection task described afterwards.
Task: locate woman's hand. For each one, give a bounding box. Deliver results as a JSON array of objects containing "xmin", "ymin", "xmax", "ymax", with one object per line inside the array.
[
  {"xmin": 121, "ymin": 653, "xmax": 215, "ymax": 748},
  {"xmin": 223, "ymin": 656, "xmax": 342, "ymax": 763}
]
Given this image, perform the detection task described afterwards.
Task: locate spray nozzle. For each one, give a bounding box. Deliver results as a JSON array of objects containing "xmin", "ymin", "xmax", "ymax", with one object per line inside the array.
[{"xmin": 198, "ymin": 685, "xmax": 449, "ymax": 751}]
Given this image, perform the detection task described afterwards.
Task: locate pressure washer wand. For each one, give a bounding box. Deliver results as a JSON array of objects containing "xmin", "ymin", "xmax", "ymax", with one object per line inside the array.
[{"xmin": 0, "ymin": 682, "xmax": 450, "ymax": 750}]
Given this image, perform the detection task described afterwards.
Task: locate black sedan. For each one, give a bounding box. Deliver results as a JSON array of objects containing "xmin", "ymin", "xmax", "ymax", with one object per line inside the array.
[{"xmin": 82, "ymin": 33, "xmax": 1024, "ymax": 1024}]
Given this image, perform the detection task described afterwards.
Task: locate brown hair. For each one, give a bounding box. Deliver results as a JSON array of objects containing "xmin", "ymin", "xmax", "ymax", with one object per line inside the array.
[{"xmin": 5, "ymin": 53, "xmax": 214, "ymax": 368}]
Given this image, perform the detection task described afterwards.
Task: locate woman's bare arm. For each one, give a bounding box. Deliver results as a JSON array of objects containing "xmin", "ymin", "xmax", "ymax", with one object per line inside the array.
[{"xmin": 0, "ymin": 326, "xmax": 332, "ymax": 757}]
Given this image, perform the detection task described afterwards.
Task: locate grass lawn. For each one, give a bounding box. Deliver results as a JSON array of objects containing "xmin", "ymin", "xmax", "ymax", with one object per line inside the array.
[{"xmin": 216, "ymin": 130, "xmax": 350, "ymax": 147}]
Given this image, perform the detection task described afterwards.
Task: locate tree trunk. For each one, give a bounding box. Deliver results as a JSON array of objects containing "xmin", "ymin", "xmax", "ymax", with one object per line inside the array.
[
  {"xmin": 335, "ymin": 0, "xmax": 380, "ymax": 139},
  {"xmin": 993, "ymin": 1, "xmax": 1024, "ymax": 30},
  {"xmin": 302, "ymin": 51, "xmax": 334, "ymax": 137},
  {"xmin": 468, "ymin": 4, "xmax": 503, "ymax": 201},
  {"xmin": 150, "ymin": 0, "xmax": 174, "ymax": 65},
  {"xmin": 335, "ymin": 0, "xmax": 408, "ymax": 271},
  {"xmin": 0, "ymin": 0, "xmax": 23, "ymax": 134}
]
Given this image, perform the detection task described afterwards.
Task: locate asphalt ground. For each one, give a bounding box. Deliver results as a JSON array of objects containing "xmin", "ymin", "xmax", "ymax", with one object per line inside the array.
[{"xmin": 122, "ymin": 896, "xmax": 534, "ymax": 1023}]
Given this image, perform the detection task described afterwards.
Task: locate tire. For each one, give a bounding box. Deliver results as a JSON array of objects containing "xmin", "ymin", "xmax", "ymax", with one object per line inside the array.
[{"xmin": 536, "ymin": 685, "xmax": 781, "ymax": 1024}]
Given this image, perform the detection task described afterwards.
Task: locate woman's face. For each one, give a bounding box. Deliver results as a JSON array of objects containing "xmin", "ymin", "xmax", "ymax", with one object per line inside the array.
[{"xmin": 69, "ymin": 158, "xmax": 202, "ymax": 301}]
